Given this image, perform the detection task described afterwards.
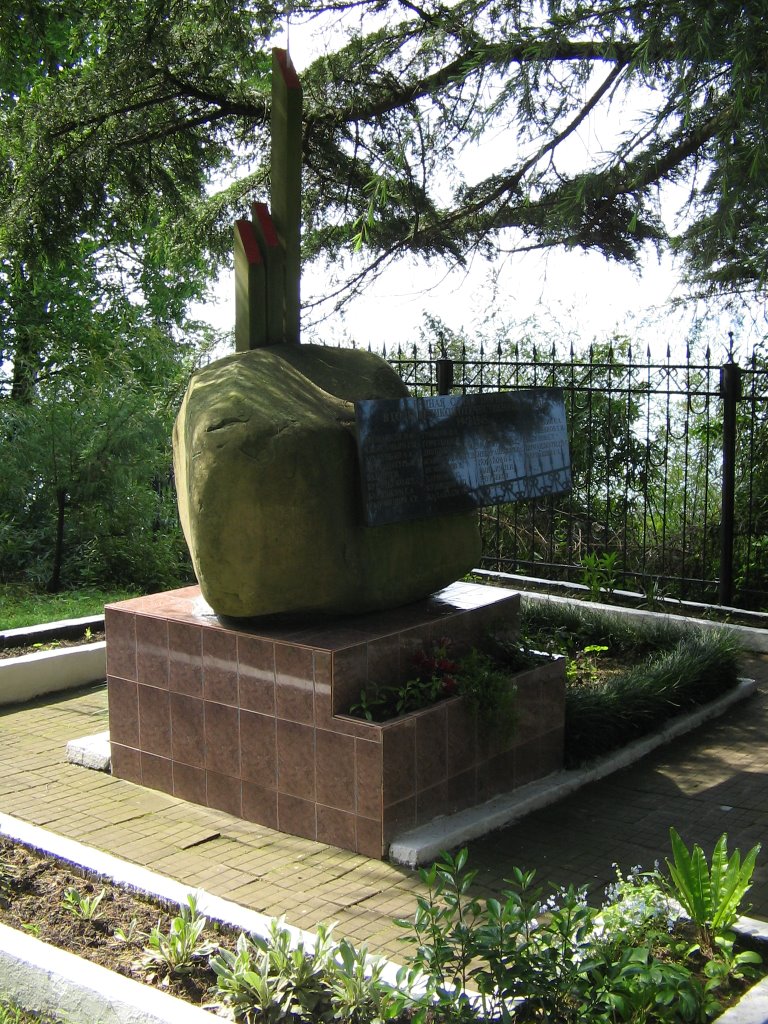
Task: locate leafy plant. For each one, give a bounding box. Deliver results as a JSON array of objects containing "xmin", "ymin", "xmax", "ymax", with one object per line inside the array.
[
  {"xmin": 350, "ymin": 639, "xmax": 458, "ymax": 721},
  {"xmin": 113, "ymin": 918, "xmax": 141, "ymax": 945},
  {"xmin": 702, "ymin": 936, "xmax": 763, "ymax": 1000},
  {"xmin": 324, "ymin": 938, "xmax": 391, "ymax": 1024},
  {"xmin": 140, "ymin": 893, "xmax": 218, "ymax": 978},
  {"xmin": 211, "ymin": 932, "xmax": 296, "ymax": 1024},
  {"xmin": 212, "ymin": 919, "xmax": 398, "ymax": 1024},
  {"xmin": 394, "ymin": 840, "xmax": 767, "ymax": 1024},
  {"xmin": 580, "ymin": 551, "xmax": 620, "ymax": 601},
  {"xmin": 565, "ymin": 643, "xmax": 609, "ymax": 685},
  {"xmin": 251, "ymin": 918, "xmax": 330, "ymax": 1018},
  {"xmin": 596, "ymin": 862, "xmax": 680, "ymax": 951},
  {"xmin": 349, "ymin": 639, "xmax": 517, "ymax": 732},
  {"xmin": 61, "ymin": 886, "xmax": 106, "ymax": 921},
  {"xmin": 663, "ymin": 828, "xmax": 761, "ymax": 957},
  {"xmin": 395, "ymin": 846, "xmax": 481, "ymax": 1013}
]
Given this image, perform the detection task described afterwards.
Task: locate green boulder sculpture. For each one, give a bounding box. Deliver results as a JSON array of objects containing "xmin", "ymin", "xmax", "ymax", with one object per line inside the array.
[{"xmin": 173, "ymin": 344, "xmax": 480, "ymax": 618}]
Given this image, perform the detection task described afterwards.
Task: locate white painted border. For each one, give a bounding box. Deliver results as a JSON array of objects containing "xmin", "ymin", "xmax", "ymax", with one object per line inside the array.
[{"xmin": 0, "ymin": 642, "xmax": 106, "ymax": 706}]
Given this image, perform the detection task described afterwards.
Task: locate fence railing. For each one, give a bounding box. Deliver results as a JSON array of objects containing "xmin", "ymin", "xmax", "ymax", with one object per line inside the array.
[{"xmin": 383, "ymin": 339, "xmax": 768, "ymax": 612}]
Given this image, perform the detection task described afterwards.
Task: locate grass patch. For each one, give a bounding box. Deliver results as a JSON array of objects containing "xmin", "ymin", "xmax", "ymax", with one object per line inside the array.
[
  {"xmin": 520, "ymin": 600, "xmax": 744, "ymax": 768},
  {"xmin": 521, "ymin": 599, "xmax": 695, "ymax": 658},
  {"xmin": 0, "ymin": 584, "xmax": 140, "ymax": 630},
  {"xmin": 0, "ymin": 1002, "xmax": 62, "ymax": 1024}
]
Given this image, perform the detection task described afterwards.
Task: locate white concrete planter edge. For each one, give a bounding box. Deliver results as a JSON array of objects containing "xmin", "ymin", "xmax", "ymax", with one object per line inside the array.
[{"xmin": 0, "ymin": 641, "xmax": 107, "ymax": 706}]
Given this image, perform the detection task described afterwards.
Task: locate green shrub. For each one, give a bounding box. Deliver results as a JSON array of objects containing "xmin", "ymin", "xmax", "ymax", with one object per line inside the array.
[{"xmin": 394, "ymin": 841, "xmax": 761, "ymax": 1023}]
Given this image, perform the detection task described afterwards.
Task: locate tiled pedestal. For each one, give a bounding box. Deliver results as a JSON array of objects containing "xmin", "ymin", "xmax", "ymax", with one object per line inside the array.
[{"xmin": 106, "ymin": 582, "xmax": 565, "ymax": 859}]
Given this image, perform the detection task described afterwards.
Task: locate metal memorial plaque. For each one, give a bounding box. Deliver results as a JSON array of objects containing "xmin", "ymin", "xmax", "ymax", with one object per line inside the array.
[{"xmin": 355, "ymin": 389, "xmax": 571, "ymax": 527}]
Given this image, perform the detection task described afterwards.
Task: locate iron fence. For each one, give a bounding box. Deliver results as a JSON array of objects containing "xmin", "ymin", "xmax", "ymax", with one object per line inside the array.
[{"xmin": 382, "ymin": 339, "xmax": 768, "ymax": 611}]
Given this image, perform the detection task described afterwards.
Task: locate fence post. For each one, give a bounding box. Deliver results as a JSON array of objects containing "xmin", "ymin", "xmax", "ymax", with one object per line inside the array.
[
  {"xmin": 719, "ymin": 350, "xmax": 742, "ymax": 605},
  {"xmin": 436, "ymin": 358, "xmax": 454, "ymax": 395}
]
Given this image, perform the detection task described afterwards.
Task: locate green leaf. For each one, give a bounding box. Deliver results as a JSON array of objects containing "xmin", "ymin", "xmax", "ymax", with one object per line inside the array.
[{"xmin": 667, "ymin": 827, "xmax": 711, "ymax": 924}]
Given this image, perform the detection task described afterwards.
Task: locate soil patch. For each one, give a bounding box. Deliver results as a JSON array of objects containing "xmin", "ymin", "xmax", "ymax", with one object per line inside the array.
[{"xmin": 0, "ymin": 838, "xmax": 236, "ymax": 1009}]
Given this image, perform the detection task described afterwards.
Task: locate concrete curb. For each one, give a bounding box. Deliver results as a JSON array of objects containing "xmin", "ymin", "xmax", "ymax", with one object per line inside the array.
[
  {"xmin": 716, "ymin": 916, "xmax": 768, "ymax": 1023},
  {"xmin": 517, "ymin": 589, "xmax": 768, "ymax": 653},
  {"xmin": 1, "ymin": 614, "xmax": 104, "ymax": 649},
  {"xmin": 66, "ymin": 730, "xmax": 111, "ymax": 771},
  {"xmin": 0, "ymin": 642, "xmax": 106, "ymax": 706},
  {"xmin": 471, "ymin": 569, "xmax": 768, "ymax": 629},
  {"xmin": 389, "ymin": 677, "xmax": 757, "ymax": 867}
]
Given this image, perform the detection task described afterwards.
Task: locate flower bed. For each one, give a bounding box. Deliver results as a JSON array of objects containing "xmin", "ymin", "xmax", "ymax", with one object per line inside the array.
[{"xmin": 0, "ymin": 831, "xmax": 765, "ymax": 1023}]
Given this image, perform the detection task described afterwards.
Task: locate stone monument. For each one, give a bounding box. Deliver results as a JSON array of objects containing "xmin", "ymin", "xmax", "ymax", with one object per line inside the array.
[
  {"xmin": 172, "ymin": 49, "xmax": 480, "ymax": 620},
  {"xmin": 106, "ymin": 49, "xmax": 569, "ymax": 859}
]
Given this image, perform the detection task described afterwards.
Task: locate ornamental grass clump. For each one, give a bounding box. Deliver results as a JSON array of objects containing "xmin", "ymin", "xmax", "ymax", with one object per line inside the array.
[
  {"xmin": 519, "ymin": 600, "xmax": 743, "ymax": 767},
  {"xmin": 564, "ymin": 627, "xmax": 742, "ymax": 765}
]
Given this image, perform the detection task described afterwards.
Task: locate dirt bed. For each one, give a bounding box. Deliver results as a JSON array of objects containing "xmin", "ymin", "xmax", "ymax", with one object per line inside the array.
[{"xmin": 0, "ymin": 838, "xmax": 235, "ymax": 1008}]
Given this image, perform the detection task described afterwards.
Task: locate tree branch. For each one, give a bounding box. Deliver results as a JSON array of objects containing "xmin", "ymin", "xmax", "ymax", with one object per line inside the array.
[{"xmin": 306, "ymin": 33, "xmax": 639, "ymax": 128}]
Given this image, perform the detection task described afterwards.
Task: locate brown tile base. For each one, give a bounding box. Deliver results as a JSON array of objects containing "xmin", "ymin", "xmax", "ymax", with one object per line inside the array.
[{"xmin": 107, "ymin": 582, "xmax": 564, "ymax": 858}]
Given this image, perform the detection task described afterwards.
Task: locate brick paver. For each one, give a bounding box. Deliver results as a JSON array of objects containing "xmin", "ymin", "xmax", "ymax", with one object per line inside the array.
[{"xmin": 1, "ymin": 655, "xmax": 768, "ymax": 958}]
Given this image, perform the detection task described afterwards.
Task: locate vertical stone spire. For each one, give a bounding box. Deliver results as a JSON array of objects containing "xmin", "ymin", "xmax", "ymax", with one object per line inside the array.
[
  {"xmin": 270, "ymin": 48, "xmax": 302, "ymax": 345},
  {"xmin": 234, "ymin": 47, "xmax": 303, "ymax": 348}
]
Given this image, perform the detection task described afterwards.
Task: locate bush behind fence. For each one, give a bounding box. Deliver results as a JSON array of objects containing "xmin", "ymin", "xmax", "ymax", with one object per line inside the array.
[{"xmin": 384, "ymin": 338, "xmax": 768, "ymax": 612}]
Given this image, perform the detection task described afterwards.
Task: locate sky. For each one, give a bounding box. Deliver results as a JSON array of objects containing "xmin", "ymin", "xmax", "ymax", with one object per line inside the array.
[{"xmin": 196, "ymin": 213, "xmax": 758, "ymax": 364}]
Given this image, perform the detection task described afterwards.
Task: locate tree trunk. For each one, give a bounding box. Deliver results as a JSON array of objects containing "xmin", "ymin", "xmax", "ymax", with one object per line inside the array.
[{"xmin": 47, "ymin": 488, "xmax": 68, "ymax": 593}]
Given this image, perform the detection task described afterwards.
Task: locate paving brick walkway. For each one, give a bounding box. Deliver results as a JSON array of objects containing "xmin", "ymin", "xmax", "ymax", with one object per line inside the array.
[{"xmin": 1, "ymin": 654, "xmax": 767, "ymax": 959}]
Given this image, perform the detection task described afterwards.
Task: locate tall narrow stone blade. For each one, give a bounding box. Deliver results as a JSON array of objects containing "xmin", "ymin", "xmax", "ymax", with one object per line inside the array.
[
  {"xmin": 234, "ymin": 219, "xmax": 267, "ymax": 350},
  {"xmin": 251, "ymin": 202, "xmax": 285, "ymax": 345},
  {"xmin": 271, "ymin": 47, "xmax": 302, "ymax": 345}
]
